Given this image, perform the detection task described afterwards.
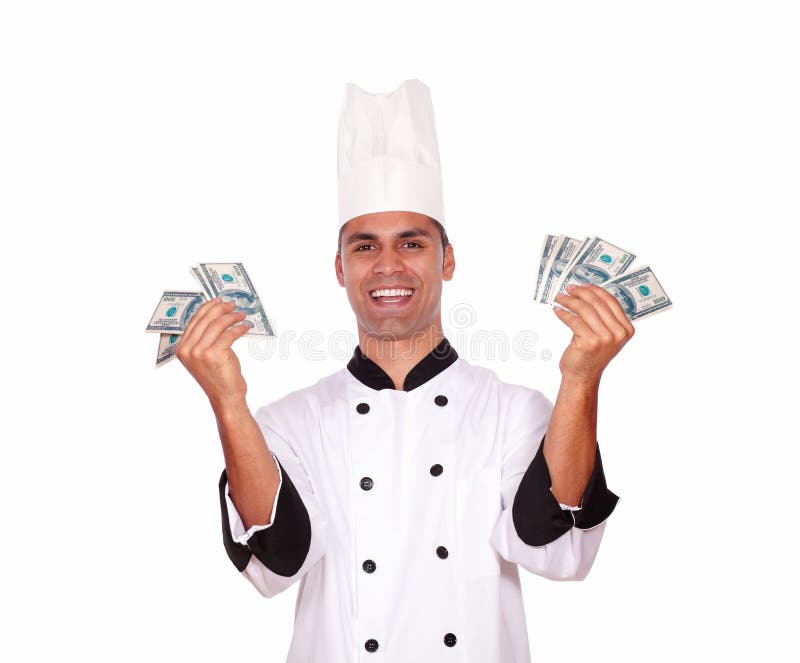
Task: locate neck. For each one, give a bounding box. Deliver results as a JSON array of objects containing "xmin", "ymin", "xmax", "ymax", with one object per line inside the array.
[{"xmin": 356, "ymin": 323, "xmax": 445, "ymax": 390}]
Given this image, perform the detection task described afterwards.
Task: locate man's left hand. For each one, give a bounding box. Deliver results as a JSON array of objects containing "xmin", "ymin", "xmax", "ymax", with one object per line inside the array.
[{"xmin": 553, "ymin": 283, "xmax": 635, "ymax": 383}]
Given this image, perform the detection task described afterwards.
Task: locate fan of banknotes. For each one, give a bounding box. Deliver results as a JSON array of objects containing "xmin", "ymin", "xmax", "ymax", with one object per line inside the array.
[
  {"xmin": 145, "ymin": 262, "xmax": 274, "ymax": 367},
  {"xmin": 534, "ymin": 236, "xmax": 672, "ymax": 321}
]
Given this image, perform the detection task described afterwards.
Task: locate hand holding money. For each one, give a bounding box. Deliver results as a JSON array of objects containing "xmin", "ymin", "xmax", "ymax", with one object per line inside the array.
[
  {"xmin": 534, "ymin": 235, "xmax": 672, "ymax": 322},
  {"xmin": 534, "ymin": 234, "xmax": 671, "ymax": 379},
  {"xmin": 146, "ymin": 262, "xmax": 274, "ymax": 367},
  {"xmin": 552, "ymin": 283, "xmax": 636, "ymax": 382},
  {"xmin": 175, "ymin": 298, "xmax": 251, "ymax": 409}
]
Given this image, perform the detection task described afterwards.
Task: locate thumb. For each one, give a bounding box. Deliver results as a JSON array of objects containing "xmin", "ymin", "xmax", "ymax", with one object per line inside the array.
[{"xmin": 212, "ymin": 320, "xmax": 253, "ymax": 351}]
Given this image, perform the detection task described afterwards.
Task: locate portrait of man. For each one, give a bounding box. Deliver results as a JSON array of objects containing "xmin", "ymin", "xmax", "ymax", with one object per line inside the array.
[
  {"xmin": 604, "ymin": 282, "xmax": 636, "ymax": 317},
  {"xmin": 571, "ymin": 263, "xmax": 610, "ymax": 285},
  {"xmin": 174, "ymin": 79, "xmax": 634, "ymax": 662},
  {"xmin": 219, "ymin": 289, "xmax": 258, "ymax": 315},
  {"xmin": 179, "ymin": 294, "xmax": 205, "ymax": 330}
]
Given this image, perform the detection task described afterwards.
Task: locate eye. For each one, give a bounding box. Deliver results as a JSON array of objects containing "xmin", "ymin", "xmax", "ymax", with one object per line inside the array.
[
  {"xmin": 402, "ymin": 241, "xmax": 423, "ymax": 248},
  {"xmin": 354, "ymin": 244, "xmax": 375, "ymax": 252}
]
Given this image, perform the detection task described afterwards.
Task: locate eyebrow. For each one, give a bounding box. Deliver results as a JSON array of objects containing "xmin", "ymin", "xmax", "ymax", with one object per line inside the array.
[{"xmin": 344, "ymin": 227, "xmax": 435, "ymax": 246}]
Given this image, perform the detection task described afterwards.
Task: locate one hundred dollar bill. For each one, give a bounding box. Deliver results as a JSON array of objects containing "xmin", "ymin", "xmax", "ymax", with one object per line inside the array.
[
  {"xmin": 191, "ymin": 266, "xmax": 214, "ymax": 299},
  {"xmin": 602, "ymin": 266, "xmax": 672, "ymax": 321},
  {"xmin": 539, "ymin": 235, "xmax": 588, "ymax": 304},
  {"xmin": 145, "ymin": 291, "xmax": 207, "ymax": 334},
  {"xmin": 534, "ymin": 234, "xmax": 559, "ymax": 302},
  {"xmin": 195, "ymin": 263, "xmax": 274, "ymax": 336},
  {"xmin": 156, "ymin": 333, "xmax": 181, "ymax": 367},
  {"xmin": 553, "ymin": 237, "xmax": 635, "ymax": 298}
]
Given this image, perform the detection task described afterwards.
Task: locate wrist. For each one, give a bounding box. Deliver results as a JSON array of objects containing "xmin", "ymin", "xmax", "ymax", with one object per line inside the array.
[
  {"xmin": 211, "ymin": 395, "xmax": 250, "ymax": 424},
  {"xmin": 558, "ymin": 372, "xmax": 601, "ymax": 393},
  {"xmin": 561, "ymin": 370, "xmax": 603, "ymax": 387}
]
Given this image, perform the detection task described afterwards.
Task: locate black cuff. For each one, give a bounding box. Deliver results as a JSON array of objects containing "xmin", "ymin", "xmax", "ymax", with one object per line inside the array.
[
  {"xmin": 572, "ymin": 445, "xmax": 619, "ymax": 530},
  {"xmin": 219, "ymin": 470, "xmax": 252, "ymax": 572},
  {"xmin": 511, "ymin": 437, "xmax": 619, "ymax": 547},
  {"xmin": 218, "ymin": 457, "xmax": 312, "ymax": 577}
]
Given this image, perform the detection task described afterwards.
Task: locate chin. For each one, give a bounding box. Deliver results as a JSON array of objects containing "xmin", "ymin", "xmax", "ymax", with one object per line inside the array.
[
  {"xmin": 361, "ymin": 319, "xmax": 418, "ymax": 341},
  {"xmin": 364, "ymin": 325, "xmax": 411, "ymax": 340}
]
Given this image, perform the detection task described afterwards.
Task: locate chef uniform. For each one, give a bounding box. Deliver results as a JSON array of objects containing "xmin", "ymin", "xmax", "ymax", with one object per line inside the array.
[{"xmin": 217, "ymin": 80, "xmax": 619, "ymax": 662}]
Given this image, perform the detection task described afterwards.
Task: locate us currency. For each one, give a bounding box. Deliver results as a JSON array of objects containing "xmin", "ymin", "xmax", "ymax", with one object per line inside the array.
[
  {"xmin": 552, "ymin": 237, "xmax": 635, "ymax": 298},
  {"xmin": 191, "ymin": 262, "xmax": 274, "ymax": 336},
  {"xmin": 601, "ymin": 266, "xmax": 672, "ymax": 321},
  {"xmin": 533, "ymin": 234, "xmax": 559, "ymax": 302},
  {"xmin": 156, "ymin": 333, "xmax": 181, "ymax": 367},
  {"xmin": 191, "ymin": 266, "xmax": 214, "ymax": 299},
  {"xmin": 145, "ymin": 291, "xmax": 207, "ymax": 334},
  {"xmin": 538, "ymin": 235, "xmax": 588, "ymax": 304}
]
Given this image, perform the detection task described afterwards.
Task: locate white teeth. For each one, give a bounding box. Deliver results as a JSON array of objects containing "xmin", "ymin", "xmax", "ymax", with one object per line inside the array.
[{"xmin": 370, "ymin": 288, "xmax": 413, "ymax": 298}]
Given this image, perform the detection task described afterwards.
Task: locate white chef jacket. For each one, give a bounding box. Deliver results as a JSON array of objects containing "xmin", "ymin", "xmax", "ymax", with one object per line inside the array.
[{"xmin": 218, "ymin": 338, "xmax": 618, "ymax": 662}]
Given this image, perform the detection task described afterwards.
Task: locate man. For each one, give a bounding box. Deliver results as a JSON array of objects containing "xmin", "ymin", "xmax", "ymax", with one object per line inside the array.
[
  {"xmin": 176, "ymin": 79, "xmax": 633, "ymax": 662},
  {"xmin": 604, "ymin": 282, "xmax": 637, "ymax": 318},
  {"xmin": 571, "ymin": 263, "xmax": 612, "ymax": 285}
]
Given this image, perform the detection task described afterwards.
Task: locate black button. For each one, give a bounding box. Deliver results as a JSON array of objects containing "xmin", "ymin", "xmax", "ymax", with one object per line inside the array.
[
  {"xmin": 356, "ymin": 402, "xmax": 370, "ymax": 414},
  {"xmin": 430, "ymin": 464, "xmax": 443, "ymax": 477},
  {"xmin": 365, "ymin": 639, "xmax": 379, "ymax": 652},
  {"xmin": 362, "ymin": 559, "xmax": 376, "ymax": 573},
  {"xmin": 444, "ymin": 633, "xmax": 457, "ymax": 647},
  {"xmin": 434, "ymin": 394, "xmax": 448, "ymax": 407},
  {"xmin": 360, "ymin": 477, "xmax": 374, "ymax": 491},
  {"xmin": 436, "ymin": 545, "xmax": 449, "ymax": 559}
]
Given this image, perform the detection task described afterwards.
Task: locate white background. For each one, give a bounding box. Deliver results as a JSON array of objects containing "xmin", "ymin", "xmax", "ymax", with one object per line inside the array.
[{"xmin": 2, "ymin": 1, "xmax": 798, "ymax": 661}]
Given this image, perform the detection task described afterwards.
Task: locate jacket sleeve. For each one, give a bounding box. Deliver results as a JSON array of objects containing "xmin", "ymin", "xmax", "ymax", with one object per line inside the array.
[
  {"xmin": 489, "ymin": 388, "xmax": 619, "ymax": 581},
  {"xmin": 218, "ymin": 416, "xmax": 329, "ymax": 598}
]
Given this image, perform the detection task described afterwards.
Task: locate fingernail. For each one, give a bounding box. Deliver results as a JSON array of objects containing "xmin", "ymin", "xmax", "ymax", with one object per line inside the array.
[{"xmin": 244, "ymin": 320, "xmax": 254, "ymax": 328}]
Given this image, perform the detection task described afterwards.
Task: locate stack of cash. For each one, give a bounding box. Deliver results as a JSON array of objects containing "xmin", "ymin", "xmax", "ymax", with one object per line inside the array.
[
  {"xmin": 534, "ymin": 235, "xmax": 672, "ymax": 321},
  {"xmin": 145, "ymin": 263, "xmax": 274, "ymax": 367}
]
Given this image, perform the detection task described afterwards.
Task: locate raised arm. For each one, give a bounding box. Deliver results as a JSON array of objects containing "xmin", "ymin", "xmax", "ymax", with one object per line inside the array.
[
  {"xmin": 175, "ymin": 298, "xmax": 328, "ymax": 596},
  {"xmin": 490, "ymin": 283, "xmax": 632, "ymax": 580},
  {"xmin": 546, "ymin": 283, "xmax": 635, "ymax": 506},
  {"xmin": 175, "ymin": 298, "xmax": 279, "ymax": 528}
]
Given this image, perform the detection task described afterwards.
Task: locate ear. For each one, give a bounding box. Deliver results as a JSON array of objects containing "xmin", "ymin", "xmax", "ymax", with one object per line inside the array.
[
  {"xmin": 335, "ymin": 252, "xmax": 345, "ymax": 287},
  {"xmin": 442, "ymin": 243, "xmax": 455, "ymax": 282}
]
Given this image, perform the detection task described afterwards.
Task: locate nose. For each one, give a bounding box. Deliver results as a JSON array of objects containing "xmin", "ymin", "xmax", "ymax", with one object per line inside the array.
[{"xmin": 372, "ymin": 246, "xmax": 404, "ymax": 275}]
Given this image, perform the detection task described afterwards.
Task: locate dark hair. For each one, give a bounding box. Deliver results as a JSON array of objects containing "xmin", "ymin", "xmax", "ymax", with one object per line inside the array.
[
  {"xmin": 430, "ymin": 217, "xmax": 450, "ymax": 253},
  {"xmin": 337, "ymin": 215, "xmax": 450, "ymax": 254}
]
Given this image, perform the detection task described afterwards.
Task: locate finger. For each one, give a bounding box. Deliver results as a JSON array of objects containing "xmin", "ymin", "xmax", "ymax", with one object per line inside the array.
[
  {"xmin": 192, "ymin": 310, "xmax": 247, "ymax": 353},
  {"xmin": 181, "ymin": 297, "xmax": 222, "ymax": 339},
  {"xmin": 209, "ymin": 320, "xmax": 252, "ymax": 352},
  {"xmin": 567, "ymin": 285, "xmax": 630, "ymax": 340},
  {"xmin": 590, "ymin": 285, "xmax": 636, "ymax": 336},
  {"xmin": 554, "ymin": 289, "xmax": 614, "ymax": 339},
  {"xmin": 552, "ymin": 303, "xmax": 594, "ymax": 338},
  {"xmin": 182, "ymin": 299, "xmax": 236, "ymax": 346}
]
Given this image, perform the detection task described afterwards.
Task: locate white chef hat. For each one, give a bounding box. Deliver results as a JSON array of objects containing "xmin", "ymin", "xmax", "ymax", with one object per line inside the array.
[{"xmin": 337, "ymin": 78, "xmax": 445, "ymax": 229}]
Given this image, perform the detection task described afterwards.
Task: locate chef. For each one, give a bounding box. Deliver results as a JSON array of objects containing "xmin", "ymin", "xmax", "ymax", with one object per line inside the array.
[{"xmin": 175, "ymin": 79, "xmax": 632, "ymax": 662}]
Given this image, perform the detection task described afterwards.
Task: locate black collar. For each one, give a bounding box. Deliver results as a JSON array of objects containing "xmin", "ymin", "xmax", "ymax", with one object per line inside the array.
[{"xmin": 347, "ymin": 337, "xmax": 459, "ymax": 391}]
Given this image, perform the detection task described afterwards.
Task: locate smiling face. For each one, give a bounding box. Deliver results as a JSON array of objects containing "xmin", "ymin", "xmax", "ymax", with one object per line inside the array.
[{"xmin": 335, "ymin": 211, "xmax": 455, "ymax": 342}]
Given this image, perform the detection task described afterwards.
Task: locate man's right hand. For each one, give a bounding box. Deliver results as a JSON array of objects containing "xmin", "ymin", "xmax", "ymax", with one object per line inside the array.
[{"xmin": 175, "ymin": 298, "xmax": 251, "ymax": 410}]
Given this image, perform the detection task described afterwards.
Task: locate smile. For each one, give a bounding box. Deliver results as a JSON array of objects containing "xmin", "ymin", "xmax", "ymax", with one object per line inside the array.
[
  {"xmin": 370, "ymin": 288, "xmax": 414, "ymax": 298},
  {"xmin": 369, "ymin": 288, "xmax": 415, "ymax": 306}
]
